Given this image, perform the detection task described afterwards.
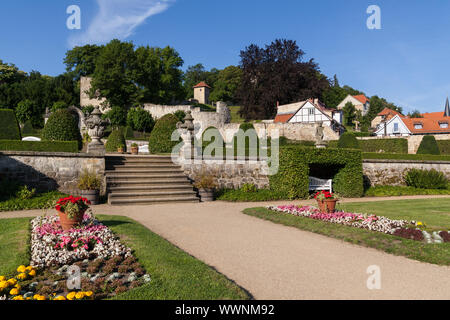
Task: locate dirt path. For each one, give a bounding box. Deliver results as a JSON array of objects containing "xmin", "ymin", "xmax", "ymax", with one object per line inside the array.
[{"xmin": 2, "ymin": 195, "xmax": 450, "ymax": 300}]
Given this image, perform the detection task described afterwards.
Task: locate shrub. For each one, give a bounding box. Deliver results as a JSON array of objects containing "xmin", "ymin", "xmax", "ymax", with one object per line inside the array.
[
  {"xmin": 0, "ymin": 109, "xmax": 21, "ymax": 140},
  {"xmin": 337, "ymin": 132, "xmax": 359, "ymax": 149},
  {"xmin": 50, "ymin": 101, "xmax": 68, "ymax": 113},
  {"xmin": 22, "ymin": 120, "xmax": 34, "ymax": 136},
  {"xmin": 124, "ymin": 126, "xmax": 134, "ymax": 139},
  {"xmin": 417, "ymin": 136, "xmax": 440, "ymax": 155},
  {"xmin": 104, "ymin": 106, "xmax": 127, "ymax": 129},
  {"xmin": 437, "ymin": 140, "xmax": 450, "ymax": 155},
  {"xmin": 194, "ymin": 174, "xmax": 217, "ymax": 190},
  {"xmin": 16, "ymin": 185, "xmax": 36, "ymax": 200},
  {"xmin": 270, "ymin": 146, "xmax": 364, "ymax": 199},
  {"xmin": 239, "ymin": 122, "xmax": 255, "ymax": 132},
  {"xmin": 77, "ymin": 169, "xmax": 102, "ymax": 191},
  {"xmin": 363, "ymin": 152, "xmax": 450, "ymax": 161},
  {"xmin": 15, "ymin": 100, "xmax": 34, "ymax": 125},
  {"xmin": 0, "ymin": 140, "xmax": 78, "ymax": 153},
  {"xmin": 105, "ymin": 128, "xmax": 127, "ymax": 153},
  {"xmin": 148, "ymin": 114, "xmax": 180, "ymax": 154},
  {"xmin": 174, "ymin": 110, "xmax": 186, "ymax": 122},
  {"xmin": 241, "ymin": 183, "xmax": 257, "ymax": 193},
  {"xmin": 360, "ymin": 139, "xmax": 408, "ymax": 153},
  {"xmin": 127, "ymin": 107, "xmax": 154, "ymax": 132},
  {"xmin": 404, "ymin": 169, "xmax": 448, "ymax": 189},
  {"xmin": 42, "ymin": 109, "xmax": 82, "ymax": 150}
]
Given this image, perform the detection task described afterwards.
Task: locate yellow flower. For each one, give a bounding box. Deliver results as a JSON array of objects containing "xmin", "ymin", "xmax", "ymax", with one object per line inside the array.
[
  {"xmin": 7, "ymin": 278, "xmax": 17, "ymax": 286},
  {"xmin": 28, "ymin": 270, "xmax": 36, "ymax": 277},
  {"xmin": 36, "ymin": 295, "xmax": 46, "ymax": 301},
  {"xmin": 67, "ymin": 292, "xmax": 76, "ymax": 300},
  {"xmin": 14, "ymin": 284, "xmax": 21, "ymax": 290},
  {"xmin": 16, "ymin": 265, "xmax": 26, "ymax": 273},
  {"xmin": 33, "ymin": 294, "xmax": 41, "ymax": 300},
  {"xmin": 75, "ymin": 292, "xmax": 85, "ymax": 300},
  {"xmin": 0, "ymin": 276, "xmax": 5, "ymax": 281},
  {"xmin": 54, "ymin": 295, "xmax": 66, "ymax": 301},
  {"xmin": 12, "ymin": 295, "xmax": 24, "ymax": 300},
  {"xmin": 25, "ymin": 266, "xmax": 34, "ymax": 272},
  {"xmin": 9, "ymin": 288, "xmax": 19, "ymax": 295},
  {"xmin": 16, "ymin": 273, "xmax": 27, "ymax": 280},
  {"xmin": 0, "ymin": 281, "xmax": 8, "ymax": 290},
  {"xmin": 85, "ymin": 291, "xmax": 93, "ymax": 298}
]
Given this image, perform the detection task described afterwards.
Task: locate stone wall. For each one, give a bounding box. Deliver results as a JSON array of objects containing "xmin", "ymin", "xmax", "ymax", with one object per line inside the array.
[
  {"xmin": 363, "ymin": 159, "xmax": 450, "ymax": 186},
  {"xmin": 80, "ymin": 77, "xmax": 107, "ymax": 108},
  {"xmin": 181, "ymin": 160, "xmax": 270, "ymax": 189},
  {"xmin": 0, "ymin": 151, "xmax": 105, "ymax": 195}
]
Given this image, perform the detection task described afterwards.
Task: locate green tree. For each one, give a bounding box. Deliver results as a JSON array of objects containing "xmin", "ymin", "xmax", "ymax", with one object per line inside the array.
[
  {"xmin": 342, "ymin": 102, "xmax": 356, "ymax": 126},
  {"xmin": 91, "ymin": 39, "xmax": 138, "ymax": 108},
  {"xmin": 15, "ymin": 99, "xmax": 35, "ymax": 124},
  {"xmin": 42, "ymin": 109, "xmax": 82, "ymax": 149},
  {"xmin": 209, "ymin": 66, "xmax": 242, "ymax": 104},
  {"xmin": 104, "ymin": 106, "xmax": 127, "ymax": 129},
  {"xmin": 64, "ymin": 45, "xmax": 103, "ymax": 80},
  {"xmin": 183, "ymin": 64, "xmax": 208, "ymax": 99},
  {"xmin": 127, "ymin": 107, "xmax": 154, "ymax": 132},
  {"xmin": 408, "ymin": 110, "xmax": 423, "ymax": 118},
  {"xmin": 51, "ymin": 101, "xmax": 68, "ymax": 113},
  {"xmin": 417, "ymin": 136, "xmax": 440, "ymax": 155},
  {"xmin": 0, "ymin": 60, "xmax": 26, "ymax": 85}
]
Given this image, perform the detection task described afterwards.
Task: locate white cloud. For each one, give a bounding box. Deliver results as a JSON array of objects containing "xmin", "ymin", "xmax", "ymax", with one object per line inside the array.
[{"xmin": 68, "ymin": 0, "xmax": 174, "ymax": 47}]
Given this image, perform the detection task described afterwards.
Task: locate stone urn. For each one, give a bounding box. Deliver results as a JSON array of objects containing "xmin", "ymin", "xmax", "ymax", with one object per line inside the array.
[
  {"xmin": 198, "ymin": 188, "xmax": 214, "ymax": 202},
  {"xmin": 80, "ymin": 190, "xmax": 100, "ymax": 205}
]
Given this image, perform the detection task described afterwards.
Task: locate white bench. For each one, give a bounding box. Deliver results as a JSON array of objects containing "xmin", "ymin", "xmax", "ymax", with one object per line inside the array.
[{"xmin": 309, "ymin": 176, "xmax": 332, "ymax": 193}]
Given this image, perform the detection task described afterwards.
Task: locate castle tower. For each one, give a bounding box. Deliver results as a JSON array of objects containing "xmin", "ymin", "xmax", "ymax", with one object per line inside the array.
[{"xmin": 193, "ymin": 81, "xmax": 211, "ymax": 105}]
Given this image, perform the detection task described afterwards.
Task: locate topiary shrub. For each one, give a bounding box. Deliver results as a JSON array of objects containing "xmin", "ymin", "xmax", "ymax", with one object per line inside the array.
[
  {"xmin": 124, "ymin": 126, "xmax": 134, "ymax": 139},
  {"xmin": 174, "ymin": 110, "xmax": 186, "ymax": 123},
  {"xmin": 21, "ymin": 120, "xmax": 34, "ymax": 136},
  {"xmin": 0, "ymin": 109, "xmax": 21, "ymax": 140},
  {"xmin": 105, "ymin": 128, "xmax": 127, "ymax": 153},
  {"xmin": 437, "ymin": 140, "xmax": 450, "ymax": 155},
  {"xmin": 337, "ymin": 132, "xmax": 359, "ymax": 149},
  {"xmin": 148, "ymin": 114, "xmax": 180, "ymax": 154},
  {"xmin": 42, "ymin": 109, "xmax": 82, "ymax": 149},
  {"xmin": 417, "ymin": 136, "xmax": 440, "ymax": 155},
  {"xmin": 404, "ymin": 168, "xmax": 448, "ymax": 189}
]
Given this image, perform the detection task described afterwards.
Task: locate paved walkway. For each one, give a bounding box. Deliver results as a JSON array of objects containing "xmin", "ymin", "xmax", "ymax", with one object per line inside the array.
[{"xmin": 2, "ymin": 195, "xmax": 450, "ymax": 300}]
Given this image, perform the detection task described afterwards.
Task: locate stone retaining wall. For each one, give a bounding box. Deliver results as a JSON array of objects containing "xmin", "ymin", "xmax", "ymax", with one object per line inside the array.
[
  {"xmin": 363, "ymin": 159, "xmax": 450, "ymax": 186},
  {"xmin": 0, "ymin": 151, "xmax": 105, "ymax": 195}
]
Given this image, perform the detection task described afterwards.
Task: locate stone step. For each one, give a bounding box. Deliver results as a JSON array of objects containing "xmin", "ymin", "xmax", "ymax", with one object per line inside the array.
[
  {"xmin": 107, "ymin": 179, "xmax": 192, "ymax": 188},
  {"xmin": 106, "ymin": 164, "xmax": 182, "ymax": 170},
  {"xmin": 108, "ymin": 196, "xmax": 199, "ymax": 206},
  {"xmin": 105, "ymin": 169, "xmax": 184, "ymax": 175},
  {"xmin": 106, "ymin": 173, "xmax": 187, "ymax": 180},
  {"xmin": 109, "ymin": 190, "xmax": 197, "ymax": 199},
  {"xmin": 108, "ymin": 185, "xmax": 194, "ymax": 193}
]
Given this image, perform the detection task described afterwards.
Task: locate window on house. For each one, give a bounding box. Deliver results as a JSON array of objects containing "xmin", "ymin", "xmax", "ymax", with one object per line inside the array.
[
  {"xmin": 414, "ymin": 123, "xmax": 423, "ymax": 130},
  {"xmin": 440, "ymin": 122, "xmax": 448, "ymax": 128},
  {"xmin": 308, "ymin": 108, "xmax": 314, "ymax": 115},
  {"xmin": 393, "ymin": 123, "xmax": 399, "ymax": 132}
]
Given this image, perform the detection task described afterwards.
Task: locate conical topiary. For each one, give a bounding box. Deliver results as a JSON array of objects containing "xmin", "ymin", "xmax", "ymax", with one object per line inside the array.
[
  {"xmin": 417, "ymin": 136, "xmax": 440, "ymax": 155},
  {"xmin": 337, "ymin": 132, "xmax": 359, "ymax": 149},
  {"xmin": 42, "ymin": 109, "xmax": 81, "ymax": 149}
]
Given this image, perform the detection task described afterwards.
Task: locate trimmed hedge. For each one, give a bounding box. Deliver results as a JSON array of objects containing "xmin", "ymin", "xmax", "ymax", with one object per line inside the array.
[
  {"xmin": 0, "ymin": 109, "xmax": 21, "ymax": 140},
  {"xmin": 330, "ymin": 138, "xmax": 408, "ymax": 153},
  {"xmin": 363, "ymin": 152, "xmax": 450, "ymax": 161},
  {"xmin": 270, "ymin": 146, "xmax": 364, "ymax": 199},
  {"xmin": 105, "ymin": 128, "xmax": 127, "ymax": 153},
  {"xmin": 437, "ymin": 140, "xmax": 450, "ymax": 155},
  {"xmin": 42, "ymin": 109, "xmax": 82, "ymax": 150},
  {"xmin": 148, "ymin": 114, "xmax": 180, "ymax": 154},
  {"xmin": 0, "ymin": 140, "xmax": 79, "ymax": 153},
  {"xmin": 417, "ymin": 136, "xmax": 440, "ymax": 155},
  {"xmin": 337, "ymin": 132, "xmax": 359, "ymax": 149}
]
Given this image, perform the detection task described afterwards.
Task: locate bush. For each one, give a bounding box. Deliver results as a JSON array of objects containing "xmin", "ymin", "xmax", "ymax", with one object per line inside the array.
[
  {"xmin": 106, "ymin": 128, "xmax": 127, "ymax": 153},
  {"xmin": 15, "ymin": 100, "xmax": 34, "ymax": 125},
  {"xmin": 360, "ymin": 139, "xmax": 408, "ymax": 153},
  {"xmin": 364, "ymin": 185, "xmax": 450, "ymax": 197},
  {"xmin": 21, "ymin": 120, "xmax": 34, "ymax": 136},
  {"xmin": 337, "ymin": 132, "xmax": 359, "ymax": 149},
  {"xmin": 174, "ymin": 110, "xmax": 186, "ymax": 122},
  {"xmin": 50, "ymin": 101, "xmax": 68, "ymax": 113},
  {"xmin": 417, "ymin": 136, "xmax": 440, "ymax": 155},
  {"xmin": 0, "ymin": 109, "xmax": 21, "ymax": 140},
  {"xmin": 77, "ymin": 169, "xmax": 102, "ymax": 191},
  {"xmin": 148, "ymin": 114, "xmax": 180, "ymax": 154},
  {"xmin": 404, "ymin": 169, "xmax": 448, "ymax": 189},
  {"xmin": 16, "ymin": 185, "xmax": 36, "ymax": 200},
  {"xmin": 437, "ymin": 140, "xmax": 450, "ymax": 155},
  {"xmin": 41, "ymin": 109, "xmax": 82, "ymax": 150},
  {"xmin": 269, "ymin": 146, "xmax": 364, "ymax": 199},
  {"xmin": 0, "ymin": 140, "xmax": 78, "ymax": 153},
  {"xmin": 104, "ymin": 106, "xmax": 127, "ymax": 128},
  {"xmin": 124, "ymin": 126, "xmax": 134, "ymax": 139},
  {"xmin": 127, "ymin": 107, "xmax": 154, "ymax": 132},
  {"xmin": 0, "ymin": 191, "xmax": 67, "ymax": 212}
]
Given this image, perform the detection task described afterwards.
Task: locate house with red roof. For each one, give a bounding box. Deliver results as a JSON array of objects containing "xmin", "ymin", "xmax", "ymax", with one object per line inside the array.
[
  {"xmin": 375, "ymin": 98, "xmax": 450, "ymax": 136},
  {"xmin": 193, "ymin": 81, "xmax": 211, "ymax": 104},
  {"xmin": 371, "ymin": 107, "xmax": 402, "ymax": 128},
  {"xmin": 336, "ymin": 94, "xmax": 371, "ymax": 116},
  {"xmin": 274, "ymin": 98, "xmax": 344, "ymax": 133}
]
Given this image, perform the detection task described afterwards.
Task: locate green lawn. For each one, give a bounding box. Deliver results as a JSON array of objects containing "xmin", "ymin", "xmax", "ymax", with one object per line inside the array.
[
  {"xmin": 0, "ymin": 215, "xmax": 250, "ymax": 300},
  {"xmin": 0, "ymin": 191, "xmax": 67, "ymax": 212},
  {"xmin": 243, "ymin": 198, "xmax": 450, "ymax": 266},
  {"xmin": 229, "ymin": 106, "xmax": 245, "ymax": 123}
]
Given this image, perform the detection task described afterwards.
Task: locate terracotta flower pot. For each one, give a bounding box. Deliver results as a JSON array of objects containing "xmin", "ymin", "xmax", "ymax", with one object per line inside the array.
[
  {"xmin": 198, "ymin": 188, "xmax": 214, "ymax": 202},
  {"xmin": 117, "ymin": 147, "xmax": 124, "ymax": 154},
  {"xmin": 323, "ymin": 199, "xmax": 338, "ymax": 213},
  {"xmin": 131, "ymin": 146, "xmax": 139, "ymax": 155},
  {"xmin": 57, "ymin": 210, "xmax": 85, "ymax": 231},
  {"xmin": 316, "ymin": 199, "xmax": 327, "ymax": 213}
]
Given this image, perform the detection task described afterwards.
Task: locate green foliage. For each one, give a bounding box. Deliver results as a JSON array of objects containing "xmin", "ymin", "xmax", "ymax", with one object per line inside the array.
[
  {"xmin": 82, "ymin": 105, "xmax": 95, "ymax": 116},
  {"xmin": 104, "ymin": 106, "xmax": 127, "ymax": 129},
  {"xmin": 174, "ymin": 110, "xmax": 186, "ymax": 122},
  {"xmin": 241, "ymin": 183, "xmax": 257, "ymax": 193},
  {"xmin": 337, "ymin": 132, "xmax": 359, "ymax": 149},
  {"xmin": 0, "ymin": 140, "xmax": 79, "ymax": 153},
  {"xmin": 126, "ymin": 107, "xmax": 154, "ymax": 132},
  {"xmin": 417, "ymin": 136, "xmax": 440, "ymax": 155},
  {"xmin": 437, "ymin": 140, "xmax": 450, "ymax": 155},
  {"xmin": 360, "ymin": 138, "xmax": 408, "ymax": 153},
  {"xmin": 21, "ymin": 120, "xmax": 34, "ymax": 136},
  {"xmin": 269, "ymin": 146, "xmax": 364, "ymax": 199},
  {"xmin": 16, "ymin": 185, "xmax": 36, "ymax": 200},
  {"xmin": 404, "ymin": 169, "xmax": 448, "ymax": 189},
  {"xmin": 50, "ymin": 101, "xmax": 68, "ymax": 113},
  {"xmin": 0, "ymin": 191, "xmax": 67, "ymax": 212},
  {"xmin": 105, "ymin": 128, "xmax": 127, "ymax": 152},
  {"xmin": 0, "ymin": 109, "xmax": 21, "ymax": 140},
  {"xmin": 363, "ymin": 152, "xmax": 450, "ymax": 161},
  {"xmin": 342, "ymin": 102, "xmax": 356, "ymax": 126},
  {"xmin": 15, "ymin": 99, "xmax": 34, "ymax": 124},
  {"xmin": 208, "ymin": 66, "xmax": 242, "ymax": 104},
  {"xmin": 77, "ymin": 169, "xmax": 102, "ymax": 191},
  {"xmin": 148, "ymin": 114, "xmax": 180, "ymax": 154},
  {"xmin": 41, "ymin": 109, "xmax": 82, "ymax": 149},
  {"xmin": 367, "ymin": 95, "xmax": 402, "ymax": 122},
  {"xmin": 217, "ymin": 188, "xmax": 286, "ymax": 202},
  {"xmin": 364, "ymin": 185, "xmax": 450, "ymax": 197},
  {"xmin": 124, "ymin": 126, "xmax": 134, "ymax": 139},
  {"xmin": 64, "ymin": 44, "xmax": 103, "ymax": 79}
]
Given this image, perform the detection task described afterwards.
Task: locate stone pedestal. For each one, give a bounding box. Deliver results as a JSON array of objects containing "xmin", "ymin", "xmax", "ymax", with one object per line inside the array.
[{"xmin": 87, "ymin": 142, "xmax": 106, "ymax": 156}]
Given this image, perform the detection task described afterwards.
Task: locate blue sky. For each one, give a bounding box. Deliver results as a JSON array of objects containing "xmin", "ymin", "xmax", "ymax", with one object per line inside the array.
[{"xmin": 1, "ymin": 0, "xmax": 450, "ymax": 113}]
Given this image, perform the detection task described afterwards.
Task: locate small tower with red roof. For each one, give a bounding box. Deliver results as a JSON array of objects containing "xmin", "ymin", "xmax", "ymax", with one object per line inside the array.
[{"xmin": 193, "ymin": 81, "xmax": 211, "ymax": 104}]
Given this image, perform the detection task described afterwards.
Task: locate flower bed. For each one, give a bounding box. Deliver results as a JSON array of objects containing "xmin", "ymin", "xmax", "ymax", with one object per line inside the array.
[
  {"xmin": 267, "ymin": 205, "xmax": 450, "ymax": 244},
  {"xmin": 0, "ymin": 197, "xmax": 152, "ymax": 301}
]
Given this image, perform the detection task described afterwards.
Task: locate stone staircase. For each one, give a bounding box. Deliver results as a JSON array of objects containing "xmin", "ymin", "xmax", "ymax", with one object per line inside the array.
[{"xmin": 105, "ymin": 155, "xmax": 199, "ymax": 206}]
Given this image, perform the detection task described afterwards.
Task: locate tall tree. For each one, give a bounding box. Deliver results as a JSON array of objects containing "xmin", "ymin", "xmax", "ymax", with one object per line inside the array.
[
  {"xmin": 64, "ymin": 45, "xmax": 103, "ymax": 80},
  {"xmin": 236, "ymin": 39, "xmax": 330, "ymax": 120},
  {"xmin": 343, "ymin": 102, "xmax": 356, "ymax": 126},
  {"xmin": 91, "ymin": 39, "xmax": 138, "ymax": 109},
  {"xmin": 209, "ymin": 66, "xmax": 242, "ymax": 104}
]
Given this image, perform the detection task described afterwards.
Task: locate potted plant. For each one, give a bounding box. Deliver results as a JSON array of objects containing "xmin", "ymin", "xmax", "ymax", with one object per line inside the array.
[
  {"xmin": 194, "ymin": 174, "xmax": 217, "ymax": 202},
  {"xmin": 55, "ymin": 196, "xmax": 91, "ymax": 231},
  {"xmin": 131, "ymin": 143, "xmax": 139, "ymax": 155},
  {"xmin": 117, "ymin": 144, "xmax": 125, "ymax": 154},
  {"xmin": 314, "ymin": 190, "xmax": 339, "ymax": 213},
  {"xmin": 77, "ymin": 169, "xmax": 102, "ymax": 205}
]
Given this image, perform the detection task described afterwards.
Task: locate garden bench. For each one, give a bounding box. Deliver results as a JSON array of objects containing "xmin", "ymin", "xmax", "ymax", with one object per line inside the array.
[{"xmin": 309, "ymin": 176, "xmax": 332, "ymax": 193}]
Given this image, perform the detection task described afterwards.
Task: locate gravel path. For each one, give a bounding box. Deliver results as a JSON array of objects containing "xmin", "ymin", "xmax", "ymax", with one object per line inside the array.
[{"xmin": 1, "ymin": 195, "xmax": 449, "ymax": 300}]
